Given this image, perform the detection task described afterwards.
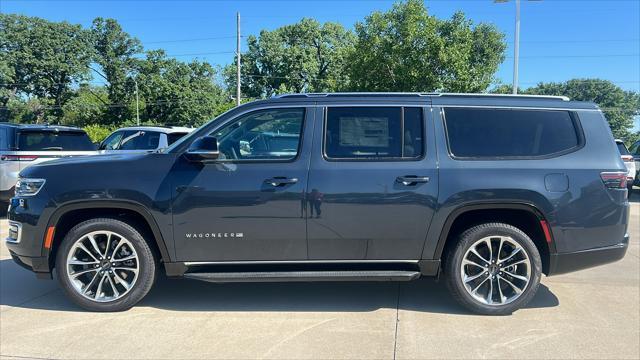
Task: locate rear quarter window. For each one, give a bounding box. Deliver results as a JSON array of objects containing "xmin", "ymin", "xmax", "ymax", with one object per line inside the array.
[
  {"xmin": 444, "ymin": 108, "xmax": 582, "ymax": 159},
  {"xmin": 17, "ymin": 131, "xmax": 95, "ymax": 151}
]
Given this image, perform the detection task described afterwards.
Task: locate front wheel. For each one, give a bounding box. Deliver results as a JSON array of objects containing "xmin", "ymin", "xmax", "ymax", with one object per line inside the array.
[
  {"xmin": 445, "ymin": 222, "xmax": 542, "ymax": 315},
  {"xmin": 55, "ymin": 218, "xmax": 157, "ymax": 311}
]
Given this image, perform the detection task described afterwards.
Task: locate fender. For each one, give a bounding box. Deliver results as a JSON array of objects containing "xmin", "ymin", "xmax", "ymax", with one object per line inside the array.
[
  {"xmin": 45, "ymin": 199, "xmax": 172, "ymax": 263},
  {"xmin": 431, "ymin": 201, "xmax": 556, "ymax": 261}
]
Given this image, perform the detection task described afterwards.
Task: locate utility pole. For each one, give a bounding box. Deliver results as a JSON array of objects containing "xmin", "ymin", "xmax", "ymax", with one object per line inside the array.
[
  {"xmin": 236, "ymin": 12, "xmax": 241, "ymax": 106},
  {"xmin": 513, "ymin": 0, "xmax": 520, "ymax": 94}
]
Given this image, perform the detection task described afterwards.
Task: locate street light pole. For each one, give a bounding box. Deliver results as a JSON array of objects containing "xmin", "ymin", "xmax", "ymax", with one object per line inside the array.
[{"xmin": 513, "ymin": 0, "xmax": 520, "ymax": 94}]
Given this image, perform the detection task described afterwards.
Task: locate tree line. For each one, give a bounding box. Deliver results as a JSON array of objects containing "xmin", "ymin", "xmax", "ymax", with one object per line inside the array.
[{"xmin": 1, "ymin": 0, "xmax": 638, "ymax": 142}]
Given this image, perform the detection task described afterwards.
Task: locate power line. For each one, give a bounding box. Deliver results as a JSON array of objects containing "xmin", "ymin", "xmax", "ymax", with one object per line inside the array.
[{"xmin": 144, "ymin": 35, "xmax": 240, "ymax": 44}]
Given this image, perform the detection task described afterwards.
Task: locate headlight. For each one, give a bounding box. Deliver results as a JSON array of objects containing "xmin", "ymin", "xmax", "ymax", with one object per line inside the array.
[{"xmin": 15, "ymin": 178, "xmax": 46, "ymax": 196}]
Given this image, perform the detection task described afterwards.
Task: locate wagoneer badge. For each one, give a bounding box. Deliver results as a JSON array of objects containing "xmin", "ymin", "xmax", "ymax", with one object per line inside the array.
[{"xmin": 185, "ymin": 232, "xmax": 244, "ymax": 239}]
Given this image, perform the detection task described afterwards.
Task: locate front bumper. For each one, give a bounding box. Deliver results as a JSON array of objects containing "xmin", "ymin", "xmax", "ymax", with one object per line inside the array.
[
  {"xmin": 547, "ymin": 234, "xmax": 629, "ymax": 276},
  {"xmin": 8, "ymin": 251, "xmax": 52, "ymax": 279}
]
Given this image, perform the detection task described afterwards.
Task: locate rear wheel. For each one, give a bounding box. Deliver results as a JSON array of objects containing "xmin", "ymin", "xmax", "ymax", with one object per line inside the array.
[
  {"xmin": 445, "ymin": 222, "xmax": 542, "ymax": 315},
  {"xmin": 56, "ymin": 218, "xmax": 157, "ymax": 311}
]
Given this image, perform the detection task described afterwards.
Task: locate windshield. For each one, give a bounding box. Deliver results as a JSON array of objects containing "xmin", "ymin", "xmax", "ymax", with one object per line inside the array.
[{"xmin": 18, "ymin": 131, "xmax": 95, "ymax": 151}]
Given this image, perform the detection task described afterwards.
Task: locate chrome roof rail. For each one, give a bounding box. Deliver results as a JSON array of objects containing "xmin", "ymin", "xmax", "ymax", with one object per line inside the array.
[{"xmin": 274, "ymin": 92, "xmax": 570, "ymax": 101}]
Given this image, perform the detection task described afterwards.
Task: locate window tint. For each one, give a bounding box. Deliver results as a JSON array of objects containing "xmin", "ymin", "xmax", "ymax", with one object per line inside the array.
[
  {"xmin": 211, "ymin": 108, "xmax": 304, "ymax": 161},
  {"xmin": 100, "ymin": 131, "xmax": 124, "ymax": 150},
  {"xmin": 119, "ymin": 131, "xmax": 161, "ymax": 150},
  {"xmin": 17, "ymin": 131, "xmax": 95, "ymax": 151},
  {"xmin": 325, "ymin": 107, "xmax": 423, "ymax": 159},
  {"xmin": 444, "ymin": 108, "xmax": 580, "ymax": 158},
  {"xmin": 167, "ymin": 132, "xmax": 189, "ymax": 145}
]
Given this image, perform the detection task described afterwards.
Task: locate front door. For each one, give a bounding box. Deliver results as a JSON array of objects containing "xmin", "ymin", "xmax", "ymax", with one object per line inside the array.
[
  {"xmin": 172, "ymin": 107, "xmax": 313, "ymax": 261},
  {"xmin": 306, "ymin": 105, "xmax": 438, "ymax": 260}
]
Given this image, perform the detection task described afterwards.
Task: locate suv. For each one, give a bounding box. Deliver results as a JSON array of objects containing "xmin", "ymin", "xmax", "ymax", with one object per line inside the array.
[
  {"xmin": 97, "ymin": 126, "xmax": 194, "ymax": 154},
  {"xmin": 0, "ymin": 123, "xmax": 96, "ymax": 205},
  {"xmin": 5, "ymin": 93, "xmax": 630, "ymax": 315}
]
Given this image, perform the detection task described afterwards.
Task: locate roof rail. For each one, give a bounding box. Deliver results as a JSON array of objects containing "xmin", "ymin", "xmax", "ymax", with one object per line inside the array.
[
  {"xmin": 274, "ymin": 92, "xmax": 569, "ymax": 101},
  {"xmin": 430, "ymin": 92, "xmax": 570, "ymax": 101}
]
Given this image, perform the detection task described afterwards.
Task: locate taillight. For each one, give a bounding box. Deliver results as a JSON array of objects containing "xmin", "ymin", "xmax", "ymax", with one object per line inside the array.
[
  {"xmin": 0, "ymin": 155, "xmax": 38, "ymax": 161},
  {"xmin": 600, "ymin": 172, "xmax": 628, "ymax": 189},
  {"xmin": 621, "ymin": 155, "xmax": 633, "ymax": 162}
]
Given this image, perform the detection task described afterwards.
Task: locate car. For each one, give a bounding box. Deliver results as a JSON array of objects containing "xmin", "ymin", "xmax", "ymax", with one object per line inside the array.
[
  {"xmin": 97, "ymin": 126, "xmax": 194, "ymax": 154},
  {"xmin": 0, "ymin": 123, "xmax": 97, "ymax": 205},
  {"xmin": 629, "ymin": 139, "xmax": 640, "ymax": 187},
  {"xmin": 5, "ymin": 93, "xmax": 630, "ymax": 315},
  {"xmin": 616, "ymin": 139, "xmax": 636, "ymax": 192}
]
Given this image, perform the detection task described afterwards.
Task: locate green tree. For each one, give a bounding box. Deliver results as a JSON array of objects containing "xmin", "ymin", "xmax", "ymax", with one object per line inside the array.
[
  {"xmin": 0, "ymin": 14, "xmax": 93, "ymax": 122},
  {"xmin": 348, "ymin": 0, "xmax": 505, "ymax": 92},
  {"xmin": 60, "ymin": 85, "xmax": 110, "ymax": 127},
  {"xmin": 226, "ymin": 18, "xmax": 355, "ymax": 98},
  {"xmin": 136, "ymin": 50, "xmax": 227, "ymax": 126},
  {"xmin": 91, "ymin": 18, "xmax": 142, "ymax": 124},
  {"xmin": 525, "ymin": 79, "xmax": 640, "ymax": 142}
]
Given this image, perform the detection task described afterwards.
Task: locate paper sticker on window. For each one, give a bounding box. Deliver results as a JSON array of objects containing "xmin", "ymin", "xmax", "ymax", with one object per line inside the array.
[{"xmin": 339, "ymin": 117, "xmax": 389, "ymax": 147}]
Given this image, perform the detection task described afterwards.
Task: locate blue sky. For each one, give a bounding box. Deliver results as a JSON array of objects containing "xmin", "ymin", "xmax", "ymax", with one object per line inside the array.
[{"xmin": 2, "ymin": 0, "xmax": 639, "ymax": 93}]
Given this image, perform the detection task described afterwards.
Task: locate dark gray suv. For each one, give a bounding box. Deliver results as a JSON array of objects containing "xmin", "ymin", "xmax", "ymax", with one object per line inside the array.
[{"xmin": 5, "ymin": 93, "xmax": 630, "ymax": 315}]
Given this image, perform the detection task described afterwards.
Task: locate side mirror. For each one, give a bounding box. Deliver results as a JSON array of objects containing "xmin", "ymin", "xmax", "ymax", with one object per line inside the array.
[{"xmin": 185, "ymin": 136, "xmax": 220, "ymax": 162}]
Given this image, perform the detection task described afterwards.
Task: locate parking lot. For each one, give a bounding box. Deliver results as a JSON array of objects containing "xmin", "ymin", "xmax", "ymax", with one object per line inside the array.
[{"xmin": 0, "ymin": 193, "xmax": 638, "ymax": 360}]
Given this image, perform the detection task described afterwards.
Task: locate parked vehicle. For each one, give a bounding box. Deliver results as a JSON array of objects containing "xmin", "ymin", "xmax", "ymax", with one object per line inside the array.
[
  {"xmin": 98, "ymin": 126, "xmax": 194, "ymax": 154},
  {"xmin": 616, "ymin": 139, "xmax": 636, "ymax": 192},
  {"xmin": 0, "ymin": 123, "xmax": 96, "ymax": 205},
  {"xmin": 629, "ymin": 140, "xmax": 640, "ymax": 187},
  {"xmin": 6, "ymin": 93, "xmax": 630, "ymax": 315}
]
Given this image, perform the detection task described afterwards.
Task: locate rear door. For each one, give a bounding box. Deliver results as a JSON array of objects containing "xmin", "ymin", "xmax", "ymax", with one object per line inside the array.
[{"xmin": 306, "ymin": 105, "xmax": 438, "ymax": 260}]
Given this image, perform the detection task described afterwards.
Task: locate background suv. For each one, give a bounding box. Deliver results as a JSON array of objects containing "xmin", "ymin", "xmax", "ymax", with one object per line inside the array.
[
  {"xmin": 5, "ymin": 93, "xmax": 630, "ymax": 315},
  {"xmin": 0, "ymin": 123, "xmax": 96, "ymax": 205},
  {"xmin": 616, "ymin": 139, "xmax": 636, "ymax": 192},
  {"xmin": 98, "ymin": 126, "xmax": 193, "ymax": 154}
]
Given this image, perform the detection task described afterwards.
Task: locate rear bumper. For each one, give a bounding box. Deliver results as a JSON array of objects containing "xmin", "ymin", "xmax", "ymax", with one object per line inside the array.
[{"xmin": 547, "ymin": 234, "xmax": 629, "ymax": 276}]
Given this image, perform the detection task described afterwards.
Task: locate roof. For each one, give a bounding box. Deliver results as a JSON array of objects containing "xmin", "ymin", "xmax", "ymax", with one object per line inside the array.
[
  {"xmin": 114, "ymin": 126, "xmax": 195, "ymax": 134},
  {"xmin": 0, "ymin": 123, "xmax": 86, "ymax": 132}
]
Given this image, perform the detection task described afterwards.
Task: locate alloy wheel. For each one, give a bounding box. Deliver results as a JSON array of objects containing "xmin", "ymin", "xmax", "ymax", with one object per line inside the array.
[{"xmin": 66, "ymin": 230, "xmax": 139, "ymax": 302}]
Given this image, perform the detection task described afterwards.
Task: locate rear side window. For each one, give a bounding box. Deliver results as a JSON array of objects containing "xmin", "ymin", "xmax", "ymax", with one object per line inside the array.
[
  {"xmin": 444, "ymin": 108, "xmax": 581, "ymax": 158},
  {"xmin": 325, "ymin": 107, "xmax": 424, "ymax": 160},
  {"xmin": 17, "ymin": 131, "xmax": 95, "ymax": 151},
  {"xmin": 616, "ymin": 142, "xmax": 630, "ymax": 156},
  {"xmin": 119, "ymin": 131, "xmax": 161, "ymax": 150}
]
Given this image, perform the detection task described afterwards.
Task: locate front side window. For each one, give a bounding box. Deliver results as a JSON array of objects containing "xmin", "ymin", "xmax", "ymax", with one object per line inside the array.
[
  {"xmin": 325, "ymin": 107, "xmax": 424, "ymax": 160},
  {"xmin": 444, "ymin": 108, "xmax": 581, "ymax": 158},
  {"xmin": 119, "ymin": 131, "xmax": 161, "ymax": 150},
  {"xmin": 210, "ymin": 108, "xmax": 304, "ymax": 161}
]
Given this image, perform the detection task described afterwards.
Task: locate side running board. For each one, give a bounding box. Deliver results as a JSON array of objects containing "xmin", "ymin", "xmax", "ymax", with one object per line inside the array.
[{"xmin": 183, "ymin": 270, "xmax": 421, "ymax": 283}]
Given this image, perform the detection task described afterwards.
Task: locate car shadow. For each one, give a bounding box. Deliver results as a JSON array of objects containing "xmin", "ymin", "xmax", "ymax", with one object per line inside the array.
[{"xmin": 0, "ymin": 258, "xmax": 559, "ymax": 314}]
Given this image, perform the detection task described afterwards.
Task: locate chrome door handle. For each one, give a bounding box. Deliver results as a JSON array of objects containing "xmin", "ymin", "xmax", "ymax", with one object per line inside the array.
[
  {"xmin": 396, "ymin": 176, "xmax": 430, "ymax": 186},
  {"xmin": 265, "ymin": 177, "xmax": 299, "ymax": 187}
]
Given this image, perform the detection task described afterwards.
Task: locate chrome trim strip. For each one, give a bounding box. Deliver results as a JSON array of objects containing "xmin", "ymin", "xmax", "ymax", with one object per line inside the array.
[
  {"xmin": 184, "ymin": 260, "xmax": 420, "ymax": 266},
  {"xmin": 436, "ymin": 105, "xmax": 600, "ymax": 112}
]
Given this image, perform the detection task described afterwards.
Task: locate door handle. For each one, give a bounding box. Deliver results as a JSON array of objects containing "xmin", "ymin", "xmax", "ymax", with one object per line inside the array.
[
  {"xmin": 265, "ymin": 177, "xmax": 299, "ymax": 187},
  {"xmin": 396, "ymin": 176, "xmax": 430, "ymax": 186}
]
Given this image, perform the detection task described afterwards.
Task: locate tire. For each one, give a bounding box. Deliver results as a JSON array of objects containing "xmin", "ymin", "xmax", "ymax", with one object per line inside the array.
[
  {"xmin": 444, "ymin": 222, "xmax": 542, "ymax": 315},
  {"xmin": 55, "ymin": 218, "xmax": 157, "ymax": 312}
]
